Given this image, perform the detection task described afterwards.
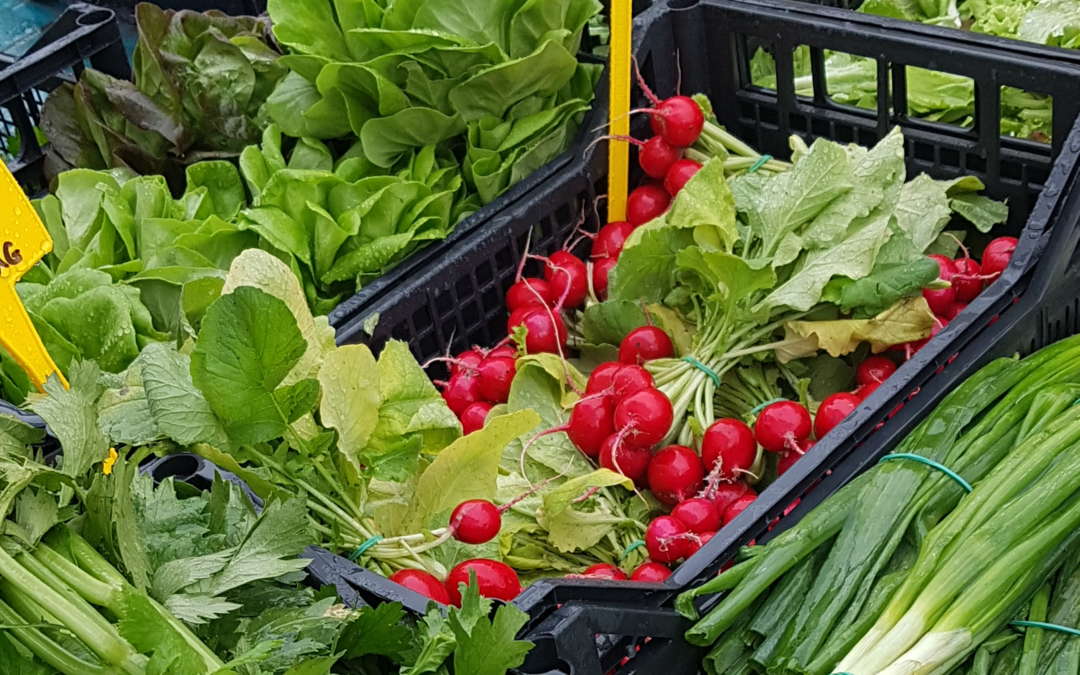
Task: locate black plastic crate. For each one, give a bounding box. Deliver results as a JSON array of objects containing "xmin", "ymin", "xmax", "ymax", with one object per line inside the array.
[
  {"xmin": 0, "ymin": 3, "xmax": 128, "ymax": 195},
  {"xmin": 91, "ymin": 0, "xmax": 266, "ymax": 14},
  {"xmin": 330, "ymin": 0, "xmax": 1080, "ymax": 670}
]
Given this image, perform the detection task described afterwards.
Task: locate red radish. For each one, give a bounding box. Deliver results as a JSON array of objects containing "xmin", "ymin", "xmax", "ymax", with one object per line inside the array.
[
  {"xmin": 776, "ymin": 450, "xmax": 800, "ymax": 476},
  {"xmin": 671, "ymin": 497, "xmax": 722, "ymax": 533},
  {"xmin": 450, "ymin": 349, "xmax": 484, "ymax": 376},
  {"xmin": 507, "ymin": 306, "xmax": 568, "ymax": 354},
  {"xmin": 638, "ymin": 135, "xmax": 683, "ymax": 178},
  {"xmin": 630, "ymin": 562, "xmax": 672, "ymax": 582},
  {"xmin": 599, "ymin": 435, "xmax": 651, "ymax": 482},
  {"xmin": 449, "ymin": 499, "xmax": 502, "ymax": 544},
  {"xmin": 647, "ymin": 445, "xmax": 704, "ymax": 505},
  {"xmin": 945, "ymin": 301, "xmax": 968, "ymax": 320},
  {"xmin": 700, "ymin": 418, "xmax": 756, "ymax": 480},
  {"xmin": 543, "ymin": 251, "xmax": 589, "ymax": 308},
  {"xmin": 856, "ymin": 356, "xmax": 897, "ymax": 385},
  {"xmin": 592, "ymin": 256, "xmax": 618, "ymax": 298},
  {"xmin": 581, "ymin": 563, "xmax": 628, "ymax": 580},
  {"xmin": 722, "ymin": 493, "xmax": 757, "ymax": 525},
  {"xmin": 981, "ymin": 236, "xmax": 1018, "ymax": 281},
  {"xmin": 477, "ymin": 357, "xmax": 516, "ymax": 403},
  {"xmin": 663, "ymin": 159, "xmax": 701, "ymax": 196},
  {"xmin": 707, "ymin": 481, "xmax": 753, "ymax": 513},
  {"xmin": 814, "ymin": 392, "xmax": 860, "ymax": 439},
  {"xmin": 855, "ymin": 380, "xmax": 881, "ymax": 401},
  {"xmin": 619, "ymin": 326, "xmax": 675, "ymax": 364},
  {"xmin": 445, "ymin": 559, "xmax": 521, "ymax": 605},
  {"xmin": 923, "ymin": 284, "xmax": 956, "ymax": 317},
  {"xmin": 460, "ymin": 401, "xmax": 492, "ymax": 434},
  {"xmin": 928, "ymin": 254, "xmax": 957, "ymax": 281},
  {"xmin": 643, "ymin": 95, "xmax": 705, "ymax": 148},
  {"xmin": 587, "ymin": 361, "xmax": 623, "ymax": 395},
  {"xmin": 591, "ymin": 221, "xmax": 636, "ymax": 260},
  {"xmin": 611, "ymin": 365, "xmax": 654, "ymax": 399},
  {"xmin": 488, "ymin": 344, "xmax": 517, "ymax": 360},
  {"xmin": 567, "ymin": 396, "xmax": 615, "ymax": 458},
  {"xmin": 645, "ymin": 515, "xmax": 691, "ymax": 563},
  {"xmin": 442, "ymin": 373, "xmax": 481, "ymax": 416},
  {"xmin": 389, "ymin": 569, "xmax": 450, "ymax": 604},
  {"xmin": 506, "ymin": 278, "xmax": 554, "ymax": 311},
  {"xmin": 754, "ymin": 401, "xmax": 812, "ymax": 453},
  {"xmin": 685, "ymin": 531, "xmax": 715, "ymax": 558},
  {"xmin": 627, "ymin": 184, "xmax": 671, "ymax": 226},
  {"xmin": 951, "ymin": 257, "xmax": 983, "ymax": 302},
  {"xmin": 615, "ymin": 388, "xmax": 674, "ymax": 446}
]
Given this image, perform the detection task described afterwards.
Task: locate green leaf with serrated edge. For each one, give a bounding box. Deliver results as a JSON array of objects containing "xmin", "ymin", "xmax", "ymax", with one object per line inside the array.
[
  {"xmin": 341, "ymin": 602, "xmax": 414, "ymax": 660},
  {"xmin": 402, "ymin": 607, "xmax": 456, "ymax": 675},
  {"xmin": 318, "ymin": 344, "xmax": 380, "ymax": 465},
  {"xmin": 14, "ymin": 488, "xmax": 59, "ymax": 546},
  {"xmin": 406, "ymin": 409, "xmax": 540, "ymax": 531},
  {"xmin": 950, "ymin": 193, "xmax": 1009, "ymax": 232},
  {"xmin": 450, "ymin": 600, "xmax": 533, "ymax": 675},
  {"xmin": 539, "ymin": 469, "xmax": 633, "ymax": 552},
  {"xmin": 97, "ymin": 357, "xmax": 161, "ymax": 446},
  {"xmin": 779, "ymin": 295, "xmax": 936, "ymax": 361},
  {"xmin": 28, "ymin": 362, "xmax": 109, "ymax": 477},
  {"xmin": 609, "ymin": 226, "xmax": 696, "ymax": 303},
  {"xmin": 139, "ymin": 343, "xmax": 229, "ymax": 449},
  {"xmin": 0, "ymin": 415, "xmax": 43, "ymax": 454},
  {"xmin": 191, "ymin": 286, "xmax": 307, "ymax": 445}
]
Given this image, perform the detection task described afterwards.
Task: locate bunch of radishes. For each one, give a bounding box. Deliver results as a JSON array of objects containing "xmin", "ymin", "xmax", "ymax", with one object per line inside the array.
[{"xmin": 439, "ymin": 345, "xmax": 517, "ymax": 433}]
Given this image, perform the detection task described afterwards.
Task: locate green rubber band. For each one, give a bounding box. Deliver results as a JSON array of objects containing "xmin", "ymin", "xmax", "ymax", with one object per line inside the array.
[
  {"xmin": 622, "ymin": 540, "xmax": 646, "ymax": 558},
  {"xmin": 879, "ymin": 453, "xmax": 973, "ymax": 493},
  {"xmin": 748, "ymin": 154, "xmax": 773, "ymax": 173},
  {"xmin": 749, "ymin": 397, "xmax": 787, "ymax": 415},
  {"xmin": 348, "ymin": 535, "xmax": 384, "ymax": 561},
  {"xmin": 1011, "ymin": 620, "xmax": 1080, "ymax": 637},
  {"xmin": 682, "ymin": 356, "xmax": 723, "ymax": 388}
]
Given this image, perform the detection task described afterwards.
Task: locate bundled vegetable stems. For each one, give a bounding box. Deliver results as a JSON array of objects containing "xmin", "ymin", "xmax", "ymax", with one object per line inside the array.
[{"xmin": 676, "ymin": 334, "xmax": 1080, "ymax": 674}]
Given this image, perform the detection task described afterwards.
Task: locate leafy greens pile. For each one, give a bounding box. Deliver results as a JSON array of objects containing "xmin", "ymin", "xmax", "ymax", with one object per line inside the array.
[
  {"xmin": 578, "ymin": 125, "xmax": 1007, "ymax": 445},
  {"xmin": 42, "ymin": 4, "xmax": 285, "ymax": 186}
]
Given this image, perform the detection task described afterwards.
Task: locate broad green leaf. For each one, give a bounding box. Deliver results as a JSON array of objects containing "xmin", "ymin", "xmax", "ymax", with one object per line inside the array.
[
  {"xmin": 139, "ymin": 343, "xmax": 229, "ymax": 449},
  {"xmin": 579, "ymin": 300, "xmax": 647, "ymax": 346},
  {"xmin": 610, "ymin": 226, "xmax": 696, "ymax": 303},
  {"xmin": 779, "ymin": 296, "xmax": 936, "ymax": 360},
  {"xmin": 539, "ymin": 469, "xmax": 632, "ymax": 552},
  {"xmin": 97, "ymin": 359, "xmax": 161, "ymax": 446},
  {"xmin": 504, "ymin": 362, "xmax": 592, "ymax": 480},
  {"xmin": 950, "ymin": 193, "xmax": 1009, "ymax": 232},
  {"xmin": 318, "ymin": 344, "xmax": 380, "ymax": 463}
]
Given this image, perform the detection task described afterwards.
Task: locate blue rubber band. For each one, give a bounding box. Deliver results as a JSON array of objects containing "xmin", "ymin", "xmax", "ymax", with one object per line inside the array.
[
  {"xmin": 878, "ymin": 453, "xmax": 972, "ymax": 493},
  {"xmin": 682, "ymin": 356, "xmax": 722, "ymax": 389},
  {"xmin": 622, "ymin": 540, "xmax": 646, "ymax": 558},
  {"xmin": 749, "ymin": 397, "xmax": 786, "ymax": 415},
  {"xmin": 748, "ymin": 154, "xmax": 773, "ymax": 173},
  {"xmin": 1011, "ymin": 620, "xmax": 1080, "ymax": 637},
  {"xmin": 348, "ymin": 536, "xmax": 384, "ymax": 561}
]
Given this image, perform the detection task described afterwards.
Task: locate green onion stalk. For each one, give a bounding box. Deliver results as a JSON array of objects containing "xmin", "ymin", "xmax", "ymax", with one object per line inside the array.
[{"xmin": 675, "ymin": 334, "xmax": 1080, "ymax": 673}]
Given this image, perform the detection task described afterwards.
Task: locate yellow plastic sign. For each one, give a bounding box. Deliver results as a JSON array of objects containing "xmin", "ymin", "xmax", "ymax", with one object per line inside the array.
[
  {"xmin": 607, "ymin": 0, "xmax": 632, "ymax": 222},
  {"xmin": 0, "ymin": 161, "xmax": 66, "ymax": 391}
]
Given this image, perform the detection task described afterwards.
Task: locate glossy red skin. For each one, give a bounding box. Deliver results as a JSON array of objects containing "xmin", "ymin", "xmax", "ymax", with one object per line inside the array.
[
  {"xmin": 685, "ymin": 531, "xmax": 715, "ymax": 558},
  {"xmin": 650, "ymin": 96, "xmax": 705, "ymax": 147},
  {"xmin": 630, "ymin": 561, "xmax": 672, "ymax": 582},
  {"xmin": 445, "ymin": 559, "xmax": 521, "ymax": 605},
  {"xmin": 663, "ymin": 159, "xmax": 702, "ymax": 196},
  {"xmin": 615, "ymin": 388, "xmax": 674, "ymax": 446},
  {"xmin": 627, "ymin": 184, "xmax": 671, "ymax": 226},
  {"xmin": 923, "ymin": 285, "xmax": 957, "ymax": 317},
  {"xmin": 450, "ymin": 499, "xmax": 502, "ymax": 544},
  {"xmin": 618, "ymin": 326, "xmax": 675, "ymax": 365},
  {"xmin": 611, "ymin": 365, "xmax": 654, "ymax": 399},
  {"xmin": 814, "ymin": 392, "xmax": 860, "ymax": 439},
  {"xmin": 928, "ymin": 254, "xmax": 957, "ymax": 281},
  {"xmin": 646, "ymin": 445, "xmax": 704, "ymax": 505},
  {"xmin": 856, "ymin": 356, "xmax": 897, "ymax": 386},
  {"xmin": 477, "ymin": 356, "xmax": 516, "ymax": 403},
  {"xmin": 722, "ymin": 494, "xmax": 757, "ymax": 525},
  {"xmin": 567, "ymin": 396, "xmax": 615, "ymax": 458},
  {"xmin": 390, "ymin": 569, "xmax": 450, "ymax": 604},
  {"xmin": 581, "ymin": 563, "xmax": 628, "ymax": 580},
  {"xmin": 981, "ymin": 236, "xmax": 1018, "ymax": 280},
  {"xmin": 487, "ymin": 344, "xmax": 517, "ymax": 360},
  {"xmin": 855, "ymin": 381, "xmax": 881, "ymax": 401},
  {"xmin": 671, "ymin": 498, "xmax": 722, "ymax": 533},
  {"xmin": 442, "ymin": 372, "xmax": 481, "ymax": 416},
  {"xmin": 591, "ymin": 221, "xmax": 636, "ymax": 260},
  {"xmin": 506, "ymin": 277, "xmax": 554, "ymax": 311},
  {"xmin": 507, "ymin": 306, "xmax": 567, "ymax": 354},
  {"xmin": 599, "ymin": 434, "xmax": 652, "ymax": 482},
  {"xmin": 544, "ymin": 251, "xmax": 589, "ymax": 309},
  {"xmin": 951, "ymin": 257, "xmax": 983, "ymax": 302},
  {"xmin": 452, "ymin": 349, "xmax": 484, "ymax": 376},
  {"xmin": 707, "ymin": 481, "xmax": 753, "ymax": 513},
  {"xmin": 460, "ymin": 401, "xmax": 492, "ymax": 434},
  {"xmin": 639, "ymin": 135, "xmax": 682, "ymax": 178},
  {"xmin": 776, "ymin": 449, "xmax": 800, "ymax": 476},
  {"xmin": 592, "ymin": 256, "xmax": 618, "ymax": 298},
  {"xmin": 701, "ymin": 418, "xmax": 756, "ymax": 479},
  {"xmin": 945, "ymin": 301, "xmax": 969, "ymax": 320},
  {"xmin": 586, "ymin": 361, "xmax": 623, "ymax": 395},
  {"xmin": 754, "ymin": 401, "xmax": 812, "ymax": 452},
  {"xmin": 645, "ymin": 515, "xmax": 690, "ymax": 563}
]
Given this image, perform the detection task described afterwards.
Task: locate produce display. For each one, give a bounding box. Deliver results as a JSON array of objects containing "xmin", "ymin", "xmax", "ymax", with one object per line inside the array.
[
  {"xmin": 4, "ymin": 0, "xmax": 1079, "ymax": 672},
  {"xmin": 676, "ymin": 334, "xmax": 1080, "ymax": 674}
]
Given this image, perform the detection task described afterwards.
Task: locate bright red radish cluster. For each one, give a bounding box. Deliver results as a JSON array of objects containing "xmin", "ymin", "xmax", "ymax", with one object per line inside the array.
[
  {"xmin": 388, "ymin": 555, "xmax": 522, "ymax": 607},
  {"xmin": 439, "ymin": 346, "xmax": 517, "ymax": 433}
]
